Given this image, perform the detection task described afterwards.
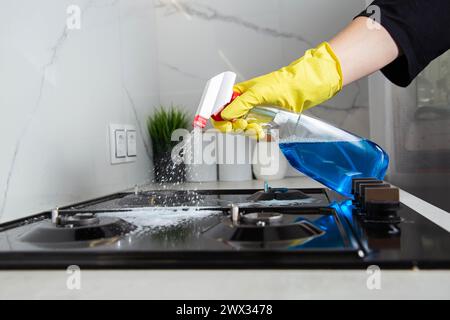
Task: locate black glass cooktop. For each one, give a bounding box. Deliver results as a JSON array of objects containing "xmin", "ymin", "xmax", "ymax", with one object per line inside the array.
[
  {"xmin": 0, "ymin": 188, "xmax": 449, "ymax": 269},
  {"xmin": 69, "ymin": 189, "xmax": 330, "ymax": 211}
]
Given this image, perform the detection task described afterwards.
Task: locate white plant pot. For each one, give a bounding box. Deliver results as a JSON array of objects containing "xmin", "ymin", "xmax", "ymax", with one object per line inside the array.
[
  {"xmin": 217, "ymin": 134, "xmax": 253, "ymax": 182},
  {"xmin": 218, "ymin": 164, "xmax": 253, "ymax": 182},
  {"xmin": 185, "ymin": 164, "xmax": 217, "ymax": 182},
  {"xmin": 184, "ymin": 130, "xmax": 218, "ymax": 182},
  {"xmin": 252, "ymin": 141, "xmax": 288, "ymax": 181}
]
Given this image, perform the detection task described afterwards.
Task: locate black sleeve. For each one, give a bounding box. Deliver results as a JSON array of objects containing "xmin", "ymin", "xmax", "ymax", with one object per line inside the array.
[{"xmin": 357, "ymin": 0, "xmax": 450, "ymax": 87}]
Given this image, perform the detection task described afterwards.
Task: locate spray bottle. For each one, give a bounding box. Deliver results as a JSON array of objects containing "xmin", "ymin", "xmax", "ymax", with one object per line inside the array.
[{"xmin": 193, "ymin": 72, "xmax": 389, "ymax": 197}]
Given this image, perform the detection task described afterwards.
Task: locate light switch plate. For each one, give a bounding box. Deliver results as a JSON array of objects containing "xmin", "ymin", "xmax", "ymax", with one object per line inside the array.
[
  {"xmin": 126, "ymin": 130, "xmax": 137, "ymax": 157},
  {"xmin": 109, "ymin": 124, "xmax": 137, "ymax": 164},
  {"xmin": 115, "ymin": 130, "xmax": 127, "ymax": 158}
]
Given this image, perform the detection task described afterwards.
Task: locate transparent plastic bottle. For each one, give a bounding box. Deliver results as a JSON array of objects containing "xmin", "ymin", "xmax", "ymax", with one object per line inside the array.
[{"xmin": 245, "ymin": 107, "xmax": 389, "ymax": 198}]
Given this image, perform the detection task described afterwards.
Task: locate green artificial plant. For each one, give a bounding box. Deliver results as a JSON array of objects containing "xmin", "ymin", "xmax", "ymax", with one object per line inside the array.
[{"xmin": 147, "ymin": 106, "xmax": 190, "ymax": 157}]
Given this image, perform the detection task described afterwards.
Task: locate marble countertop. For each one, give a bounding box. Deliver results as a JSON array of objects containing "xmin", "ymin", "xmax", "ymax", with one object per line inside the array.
[{"xmin": 0, "ymin": 177, "xmax": 449, "ymax": 300}]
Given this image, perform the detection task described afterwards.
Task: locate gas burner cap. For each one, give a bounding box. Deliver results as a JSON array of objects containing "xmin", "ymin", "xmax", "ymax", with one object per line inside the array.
[
  {"xmin": 242, "ymin": 212, "xmax": 283, "ymax": 225},
  {"xmin": 247, "ymin": 189, "xmax": 310, "ymax": 201},
  {"xmin": 21, "ymin": 215, "xmax": 136, "ymax": 243},
  {"xmin": 57, "ymin": 213, "xmax": 100, "ymax": 228}
]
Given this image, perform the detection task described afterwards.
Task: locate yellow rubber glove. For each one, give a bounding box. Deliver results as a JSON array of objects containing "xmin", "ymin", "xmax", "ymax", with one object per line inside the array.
[
  {"xmin": 211, "ymin": 117, "xmax": 265, "ymax": 139},
  {"xmin": 212, "ymin": 42, "xmax": 343, "ymax": 138}
]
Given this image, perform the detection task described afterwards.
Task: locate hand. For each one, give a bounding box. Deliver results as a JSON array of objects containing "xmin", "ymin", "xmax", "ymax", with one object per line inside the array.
[
  {"xmin": 211, "ymin": 42, "xmax": 343, "ymax": 138},
  {"xmin": 210, "ymin": 113, "xmax": 266, "ymax": 140}
]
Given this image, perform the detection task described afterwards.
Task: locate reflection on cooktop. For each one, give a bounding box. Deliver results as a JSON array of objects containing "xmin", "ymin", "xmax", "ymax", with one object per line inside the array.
[
  {"xmin": 0, "ymin": 187, "xmax": 448, "ymax": 269},
  {"xmin": 72, "ymin": 189, "xmax": 328, "ymax": 211}
]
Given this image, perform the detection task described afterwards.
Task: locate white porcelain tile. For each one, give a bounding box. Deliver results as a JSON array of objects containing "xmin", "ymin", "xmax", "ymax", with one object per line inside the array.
[
  {"xmin": 0, "ymin": 0, "xmax": 159, "ymax": 222},
  {"xmin": 154, "ymin": 0, "xmax": 369, "ymax": 134},
  {"xmin": 0, "ymin": 0, "xmax": 374, "ymax": 222},
  {"xmin": 154, "ymin": 0, "xmax": 371, "ymax": 177}
]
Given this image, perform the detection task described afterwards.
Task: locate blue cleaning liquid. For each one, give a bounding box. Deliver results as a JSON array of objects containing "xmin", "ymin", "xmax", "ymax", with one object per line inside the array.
[{"xmin": 279, "ymin": 139, "xmax": 389, "ymax": 198}]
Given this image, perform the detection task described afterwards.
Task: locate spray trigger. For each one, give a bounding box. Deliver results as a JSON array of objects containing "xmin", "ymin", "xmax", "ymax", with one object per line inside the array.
[{"xmin": 192, "ymin": 71, "xmax": 238, "ymax": 128}]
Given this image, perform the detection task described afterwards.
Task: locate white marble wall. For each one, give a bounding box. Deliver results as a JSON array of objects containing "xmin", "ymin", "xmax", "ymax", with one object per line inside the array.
[
  {"xmin": 154, "ymin": 0, "xmax": 369, "ymax": 137},
  {"xmin": 0, "ymin": 0, "xmax": 159, "ymax": 222},
  {"xmin": 0, "ymin": 0, "xmax": 374, "ymax": 222}
]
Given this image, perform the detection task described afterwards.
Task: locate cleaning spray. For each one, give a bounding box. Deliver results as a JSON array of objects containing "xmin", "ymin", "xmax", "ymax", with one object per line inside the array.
[{"xmin": 193, "ymin": 72, "xmax": 389, "ymax": 197}]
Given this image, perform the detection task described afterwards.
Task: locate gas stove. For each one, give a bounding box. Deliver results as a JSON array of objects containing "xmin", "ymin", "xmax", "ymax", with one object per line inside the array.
[{"xmin": 0, "ymin": 181, "xmax": 449, "ymax": 269}]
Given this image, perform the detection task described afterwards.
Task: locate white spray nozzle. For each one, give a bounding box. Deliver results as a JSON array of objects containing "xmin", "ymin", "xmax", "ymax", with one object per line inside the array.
[{"xmin": 193, "ymin": 71, "xmax": 237, "ymax": 128}]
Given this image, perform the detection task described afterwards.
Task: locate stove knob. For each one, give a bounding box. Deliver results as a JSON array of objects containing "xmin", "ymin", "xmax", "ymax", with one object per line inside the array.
[
  {"xmin": 354, "ymin": 180, "xmax": 384, "ymax": 204},
  {"xmin": 231, "ymin": 204, "xmax": 240, "ymax": 224},
  {"xmin": 256, "ymin": 221, "xmax": 266, "ymax": 227},
  {"xmin": 359, "ymin": 183, "xmax": 391, "ymax": 210},
  {"xmin": 351, "ymin": 177, "xmax": 380, "ymax": 195},
  {"xmin": 364, "ymin": 187, "xmax": 401, "ymax": 222},
  {"xmin": 51, "ymin": 208, "xmax": 60, "ymax": 225}
]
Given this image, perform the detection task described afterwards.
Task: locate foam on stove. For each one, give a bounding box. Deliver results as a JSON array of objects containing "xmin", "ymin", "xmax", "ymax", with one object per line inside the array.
[{"xmin": 98, "ymin": 208, "xmax": 220, "ymax": 229}]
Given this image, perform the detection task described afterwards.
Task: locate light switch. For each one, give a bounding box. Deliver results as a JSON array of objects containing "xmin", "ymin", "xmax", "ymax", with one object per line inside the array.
[
  {"xmin": 115, "ymin": 130, "xmax": 127, "ymax": 158},
  {"xmin": 127, "ymin": 130, "xmax": 137, "ymax": 157},
  {"xmin": 109, "ymin": 124, "xmax": 137, "ymax": 164}
]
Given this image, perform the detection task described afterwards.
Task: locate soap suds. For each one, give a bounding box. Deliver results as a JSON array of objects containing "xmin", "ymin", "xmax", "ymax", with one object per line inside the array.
[{"xmin": 98, "ymin": 208, "xmax": 220, "ymax": 229}]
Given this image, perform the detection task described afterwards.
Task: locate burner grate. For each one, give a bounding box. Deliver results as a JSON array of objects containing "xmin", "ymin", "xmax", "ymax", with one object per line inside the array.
[{"xmin": 20, "ymin": 215, "xmax": 136, "ymax": 244}]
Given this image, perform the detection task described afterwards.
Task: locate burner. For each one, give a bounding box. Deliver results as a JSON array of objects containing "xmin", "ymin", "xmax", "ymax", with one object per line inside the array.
[
  {"xmin": 1, "ymin": 186, "xmax": 450, "ymax": 269},
  {"xmin": 58, "ymin": 213, "xmax": 100, "ymax": 228},
  {"xmin": 204, "ymin": 211, "xmax": 325, "ymax": 248},
  {"xmin": 247, "ymin": 188, "xmax": 310, "ymax": 201},
  {"xmin": 20, "ymin": 213, "xmax": 136, "ymax": 243},
  {"xmin": 242, "ymin": 212, "xmax": 283, "ymax": 226}
]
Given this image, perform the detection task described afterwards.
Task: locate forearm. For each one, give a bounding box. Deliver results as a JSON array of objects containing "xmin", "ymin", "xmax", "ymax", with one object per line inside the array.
[
  {"xmin": 329, "ymin": 17, "xmax": 399, "ymax": 86},
  {"xmin": 213, "ymin": 17, "xmax": 401, "ymax": 131}
]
